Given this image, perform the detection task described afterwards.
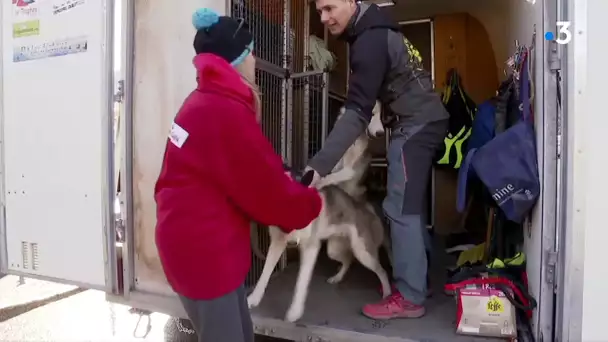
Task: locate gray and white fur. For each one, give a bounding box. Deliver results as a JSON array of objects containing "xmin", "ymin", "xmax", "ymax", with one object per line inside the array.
[
  {"xmin": 247, "ymin": 102, "xmax": 391, "ymax": 323},
  {"xmin": 312, "ymin": 103, "xmax": 382, "ymax": 199},
  {"xmin": 250, "ymin": 102, "xmax": 384, "ymax": 260}
]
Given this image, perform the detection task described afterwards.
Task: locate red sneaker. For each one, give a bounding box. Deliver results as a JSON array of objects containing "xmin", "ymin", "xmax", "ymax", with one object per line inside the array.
[{"xmin": 362, "ymin": 292, "xmax": 426, "ymax": 320}]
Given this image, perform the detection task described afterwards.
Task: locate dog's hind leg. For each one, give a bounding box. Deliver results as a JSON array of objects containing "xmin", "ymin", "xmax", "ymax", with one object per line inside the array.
[
  {"xmin": 247, "ymin": 229, "xmax": 287, "ymax": 309},
  {"xmin": 285, "ymin": 241, "xmax": 321, "ymax": 322},
  {"xmin": 326, "ymin": 237, "xmax": 353, "ymax": 284},
  {"xmin": 349, "ymin": 228, "xmax": 392, "ymax": 298}
]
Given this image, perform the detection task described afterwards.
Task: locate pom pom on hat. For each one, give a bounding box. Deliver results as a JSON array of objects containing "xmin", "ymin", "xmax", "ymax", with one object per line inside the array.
[{"xmin": 192, "ymin": 8, "xmax": 220, "ymax": 30}]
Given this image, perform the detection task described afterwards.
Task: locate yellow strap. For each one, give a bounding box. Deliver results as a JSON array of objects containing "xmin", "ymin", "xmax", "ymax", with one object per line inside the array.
[
  {"xmin": 452, "ymin": 128, "xmax": 471, "ymax": 168},
  {"xmin": 437, "ymin": 125, "xmax": 466, "ymax": 165},
  {"xmin": 402, "ymin": 37, "xmax": 423, "ymax": 66}
]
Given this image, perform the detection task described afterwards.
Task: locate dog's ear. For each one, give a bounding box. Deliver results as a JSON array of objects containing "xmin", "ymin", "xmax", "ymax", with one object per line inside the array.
[{"xmin": 299, "ymin": 170, "xmax": 315, "ymax": 187}]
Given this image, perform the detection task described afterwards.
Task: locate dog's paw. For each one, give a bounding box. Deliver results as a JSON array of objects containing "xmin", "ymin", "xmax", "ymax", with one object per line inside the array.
[
  {"xmin": 285, "ymin": 305, "xmax": 304, "ymax": 323},
  {"xmin": 247, "ymin": 293, "xmax": 262, "ymax": 309},
  {"xmin": 327, "ymin": 274, "xmax": 344, "ymax": 284},
  {"xmin": 380, "ymin": 285, "xmax": 392, "ymax": 298}
]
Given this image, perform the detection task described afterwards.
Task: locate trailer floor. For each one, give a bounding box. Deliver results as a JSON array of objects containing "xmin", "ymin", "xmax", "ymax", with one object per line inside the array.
[{"xmin": 250, "ymin": 246, "xmax": 500, "ymax": 342}]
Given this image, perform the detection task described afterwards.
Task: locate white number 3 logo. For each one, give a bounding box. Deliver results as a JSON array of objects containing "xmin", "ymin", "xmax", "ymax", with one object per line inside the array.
[{"xmin": 555, "ymin": 21, "xmax": 572, "ymax": 45}]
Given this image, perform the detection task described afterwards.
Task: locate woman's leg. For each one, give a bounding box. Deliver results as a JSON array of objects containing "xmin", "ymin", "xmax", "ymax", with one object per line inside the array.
[
  {"xmin": 179, "ymin": 285, "xmax": 254, "ymax": 342},
  {"xmin": 235, "ymin": 285, "xmax": 255, "ymax": 342}
]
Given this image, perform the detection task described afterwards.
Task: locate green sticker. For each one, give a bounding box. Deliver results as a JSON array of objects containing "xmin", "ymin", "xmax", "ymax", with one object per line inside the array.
[{"xmin": 13, "ymin": 20, "xmax": 40, "ymax": 38}]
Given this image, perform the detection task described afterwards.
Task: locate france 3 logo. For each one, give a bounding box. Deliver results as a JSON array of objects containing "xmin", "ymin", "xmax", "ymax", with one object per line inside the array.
[{"xmin": 544, "ymin": 21, "xmax": 572, "ymax": 45}]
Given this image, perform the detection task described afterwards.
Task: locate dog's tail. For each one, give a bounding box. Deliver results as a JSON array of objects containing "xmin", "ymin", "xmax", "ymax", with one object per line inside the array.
[{"xmin": 250, "ymin": 223, "xmax": 266, "ymax": 261}]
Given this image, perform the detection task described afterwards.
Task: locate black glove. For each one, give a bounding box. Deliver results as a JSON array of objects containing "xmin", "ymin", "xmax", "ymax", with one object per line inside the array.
[{"xmin": 282, "ymin": 163, "xmax": 315, "ymax": 187}]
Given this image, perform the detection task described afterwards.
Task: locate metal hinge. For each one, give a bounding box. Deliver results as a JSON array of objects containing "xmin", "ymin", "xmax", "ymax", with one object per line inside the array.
[
  {"xmin": 545, "ymin": 250, "xmax": 558, "ymax": 289},
  {"xmin": 549, "ymin": 57, "xmax": 561, "ymax": 71},
  {"xmin": 549, "ymin": 46, "xmax": 561, "ymax": 71},
  {"xmin": 115, "ymin": 214, "xmax": 125, "ymax": 243}
]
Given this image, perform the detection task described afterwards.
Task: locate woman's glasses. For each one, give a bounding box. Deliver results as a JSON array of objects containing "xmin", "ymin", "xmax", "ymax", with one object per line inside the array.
[
  {"xmin": 233, "ymin": 18, "xmax": 253, "ymax": 55},
  {"xmin": 233, "ymin": 18, "xmax": 249, "ymax": 38}
]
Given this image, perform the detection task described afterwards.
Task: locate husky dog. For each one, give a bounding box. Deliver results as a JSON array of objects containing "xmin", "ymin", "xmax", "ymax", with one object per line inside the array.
[
  {"xmin": 313, "ymin": 102, "xmax": 384, "ymax": 198},
  {"xmin": 248, "ymin": 102, "xmax": 392, "ymax": 323},
  {"xmin": 250, "ymin": 102, "xmax": 385, "ymax": 260}
]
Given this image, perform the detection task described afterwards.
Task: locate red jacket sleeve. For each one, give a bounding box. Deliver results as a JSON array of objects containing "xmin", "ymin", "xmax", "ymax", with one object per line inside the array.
[{"xmin": 200, "ymin": 98, "xmax": 322, "ymax": 232}]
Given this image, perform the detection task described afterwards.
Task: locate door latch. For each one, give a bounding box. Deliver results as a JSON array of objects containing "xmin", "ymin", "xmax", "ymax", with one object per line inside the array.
[{"xmin": 545, "ymin": 250, "xmax": 558, "ymax": 289}]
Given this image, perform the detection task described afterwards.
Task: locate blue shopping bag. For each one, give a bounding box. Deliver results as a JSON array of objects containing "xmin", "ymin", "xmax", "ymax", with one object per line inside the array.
[{"xmin": 457, "ymin": 53, "xmax": 539, "ymax": 223}]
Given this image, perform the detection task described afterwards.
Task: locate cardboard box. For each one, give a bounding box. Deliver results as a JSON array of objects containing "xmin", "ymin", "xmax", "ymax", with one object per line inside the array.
[{"xmin": 456, "ymin": 285, "xmax": 517, "ymax": 338}]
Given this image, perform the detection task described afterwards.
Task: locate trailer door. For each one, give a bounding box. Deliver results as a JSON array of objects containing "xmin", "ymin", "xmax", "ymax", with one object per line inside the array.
[
  {"xmin": 556, "ymin": 0, "xmax": 608, "ymax": 340},
  {"xmin": 0, "ymin": 0, "xmax": 117, "ymax": 292}
]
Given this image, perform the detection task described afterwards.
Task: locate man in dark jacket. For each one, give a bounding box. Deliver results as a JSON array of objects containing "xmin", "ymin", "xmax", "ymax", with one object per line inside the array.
[{"xmin": 308, "ymin": 0, "xmax": 449, "ymax": 319}]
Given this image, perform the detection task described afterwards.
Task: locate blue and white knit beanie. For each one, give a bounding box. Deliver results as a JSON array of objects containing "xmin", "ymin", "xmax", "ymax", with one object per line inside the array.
[{"xmin": 192, "ymin": 8, "xmax": 254, "ymax": 66}]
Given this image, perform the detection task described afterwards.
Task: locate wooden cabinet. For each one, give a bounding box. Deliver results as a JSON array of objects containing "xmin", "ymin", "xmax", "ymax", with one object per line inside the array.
[
  {"xmin": 432, "ymin": 13, "xmax": 498, "ymax": 235},
  {"xmin": 433, "ymin": 13, "xmax": 498, "ymax": 103}
]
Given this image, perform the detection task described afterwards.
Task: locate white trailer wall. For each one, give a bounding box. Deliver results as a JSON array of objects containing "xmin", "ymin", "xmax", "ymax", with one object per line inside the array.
[
  {"xmin": 127, "ymin": 0, "xmax": 230, "ymax": 295},
  {"xmin": 558, "ymin": 0, "xmax": 608, "ymax": 340},
  {"xmin": 1, "ymin": 0, "xmax": 116, "ymax": 291}
]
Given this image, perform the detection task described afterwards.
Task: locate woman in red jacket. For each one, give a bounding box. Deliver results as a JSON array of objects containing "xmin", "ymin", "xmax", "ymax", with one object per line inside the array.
[{"xmin": 154, "ymin": 8, "xmax": 322, "ymax": 342}]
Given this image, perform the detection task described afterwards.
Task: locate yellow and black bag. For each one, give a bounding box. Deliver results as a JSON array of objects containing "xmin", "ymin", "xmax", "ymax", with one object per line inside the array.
[{"xmin": 435, "ymin": 69, "xmax": 477, "ymax": 169}]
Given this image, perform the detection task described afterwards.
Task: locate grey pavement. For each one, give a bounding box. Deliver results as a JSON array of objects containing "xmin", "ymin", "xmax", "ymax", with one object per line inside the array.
[{"xmin": 0, "ymin": 275, "xmax": 284, "ymax": 342}]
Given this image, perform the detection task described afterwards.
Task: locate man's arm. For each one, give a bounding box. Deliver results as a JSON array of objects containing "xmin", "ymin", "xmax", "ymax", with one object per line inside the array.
[{"xmin": 307, "ymin": 29, "xmax": 388, "ymax": 177}]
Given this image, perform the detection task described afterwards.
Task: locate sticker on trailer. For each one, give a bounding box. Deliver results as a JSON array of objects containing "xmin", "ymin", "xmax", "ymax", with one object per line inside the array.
[
  {"xmin": 12, "ymin": 0, "xmax": 41, "ymax": 20},
  {"xmin": 12, "ymin": 19, "xmax": 40, "ymax": 38},
  {"xmin": 53, "ymin": 0, "xmax": 85, "ymax": 15},
  {"xmin": 169, "ymin": 123, "xmax": 189, "ymax": 148},
  {"xmin": 13, "ymin": 36, "xmax": 88, "ymax": 62}
]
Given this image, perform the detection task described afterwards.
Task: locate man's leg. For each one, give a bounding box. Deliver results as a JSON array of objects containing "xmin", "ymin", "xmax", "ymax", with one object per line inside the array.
[
  {"xmin": 363, "ymin": 120, "xmax": 446, "ymax": 320},
  {"xmin": 179, "ymin": 285, "xmax": 253, "ymax": 342}
]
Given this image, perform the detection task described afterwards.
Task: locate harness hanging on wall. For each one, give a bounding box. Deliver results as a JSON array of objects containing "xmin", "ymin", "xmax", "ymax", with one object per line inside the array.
[{"xmin": 435, "ymin": 69, "xmax": 477, "ymax": 169}]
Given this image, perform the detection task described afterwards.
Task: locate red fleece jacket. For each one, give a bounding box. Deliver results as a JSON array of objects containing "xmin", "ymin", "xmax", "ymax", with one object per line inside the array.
[{"xmin": 154, "ymin": 54, "xmax": 322, "ymax": 300}]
